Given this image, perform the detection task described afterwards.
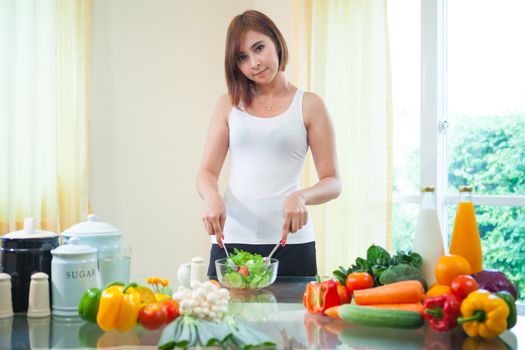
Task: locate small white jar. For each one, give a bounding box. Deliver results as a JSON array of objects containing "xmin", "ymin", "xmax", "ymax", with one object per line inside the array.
[
  {"xmin": 190, "ymin": 256, "xmax": 207, "ymax": 283},
  {"xmin": 50, "ymin": 238, "xmax": 99, "ymax": 316},
  {"xmin": 177, "ymin": 263, "xmax": 191, "ymax": 288}
]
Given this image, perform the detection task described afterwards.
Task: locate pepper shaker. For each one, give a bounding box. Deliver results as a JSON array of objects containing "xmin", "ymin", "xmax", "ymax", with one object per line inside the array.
[
  {"xmin": 177, "ymin": 263, "xmax": 191, "ymax": 288},
  {"xmin": 0, "ymin": 273, "xmax": 13, "ymax": 318},
  {"xmin": 190, "ymin": 257, "xmax": 206, "ymax": 283},
  {"xmin": 27, "ymin": 272, "xmax": 51, "ymax": 318}
]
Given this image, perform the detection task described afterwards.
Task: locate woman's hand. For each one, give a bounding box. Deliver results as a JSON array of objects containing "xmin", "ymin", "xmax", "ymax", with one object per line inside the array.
[
  {"xmin": 281, "ymin": 192, "xmax": 308, "ymax": 243},
  {"xmin": 202, "ymin": 193, "xmax": 226, "ymax": 247}
]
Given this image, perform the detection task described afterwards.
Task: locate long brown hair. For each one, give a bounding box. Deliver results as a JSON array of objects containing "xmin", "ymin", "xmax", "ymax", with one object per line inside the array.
[{"xmin": 225, "ymin": 10, "xmax": 289, "ymax": 108}]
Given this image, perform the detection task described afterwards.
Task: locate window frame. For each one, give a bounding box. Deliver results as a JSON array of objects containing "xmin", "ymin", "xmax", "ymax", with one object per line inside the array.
[{"xmin": 393, "ymin": 0, "xmax": 525, "ymax": 313}]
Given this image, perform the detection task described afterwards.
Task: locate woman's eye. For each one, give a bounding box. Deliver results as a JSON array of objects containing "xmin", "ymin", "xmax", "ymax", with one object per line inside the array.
[
  {"xmin": 237, "ymin": 54, "xmax": 247, "ymax": 62},
  {"xmin": 255, "ymin": 44, "xmax": 264, "ymax": 52}
]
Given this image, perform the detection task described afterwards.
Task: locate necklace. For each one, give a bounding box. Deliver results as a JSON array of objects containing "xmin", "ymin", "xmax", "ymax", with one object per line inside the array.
[{"xmin": 255, "ymin": 82, "xmax": 291, "ymax": 111}]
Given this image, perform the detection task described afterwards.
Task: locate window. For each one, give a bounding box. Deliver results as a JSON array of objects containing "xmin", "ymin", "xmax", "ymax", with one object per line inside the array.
[
  {"xmin": 389, "ymin": 0, "xmax": 420, "ymax": 252},
  {"xmin": 389, "ymin": 0, "xmax": 525, "ymax": 305}
]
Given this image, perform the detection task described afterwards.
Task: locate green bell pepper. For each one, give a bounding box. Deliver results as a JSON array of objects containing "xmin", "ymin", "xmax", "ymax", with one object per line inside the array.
[
  {"xmin": 78, "ymin": 288, "xmax": 102, "ymax": 323},
  {"xmin": 496, "ymin": 291, "xmax": 517, "ymax": 329}
]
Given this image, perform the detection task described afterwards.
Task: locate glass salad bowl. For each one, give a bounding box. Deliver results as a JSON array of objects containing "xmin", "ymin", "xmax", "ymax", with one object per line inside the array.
[{"xmin": 215, "ymin": 258, "xmax": 278, "ymax": 289}]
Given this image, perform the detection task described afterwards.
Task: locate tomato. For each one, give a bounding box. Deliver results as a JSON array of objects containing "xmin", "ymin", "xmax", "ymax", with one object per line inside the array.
[
  {"xmin": 336, "ymin": 284, "xmax": 351, "ymax": 304},
  {"xmin": 239, "ymin": 266, "xmax": 249, "ymax": 277},
  {"xmin": 434, "ymin": 254, "xmax": 471, "ymax": 285},
  {"xmin": 345, "ymin": 272, "xmax": 374, "ymax": 292},
  {"xmin": 450, "ymin": 274, "xmax": 479, "ymax": 299},
  {"xmin": 160, "ymin": 299, "xmax": 179, "ymax": 323},
  {"xmin": 138, "ymin": 303, "xmax": 167, "ymax": 330}
]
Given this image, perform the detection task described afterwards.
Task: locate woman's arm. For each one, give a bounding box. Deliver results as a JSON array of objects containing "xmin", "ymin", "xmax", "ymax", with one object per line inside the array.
[
  {"xmin": 300, "ymin": 92, "xmax": 342, "ymax": 203},
  {"xmin": 196, "ymin": 94, "xmax": 231, "ymax": 246},
  {"xmin": 281, "ymin": 92, "xmax": 342, "ymax": 241}
]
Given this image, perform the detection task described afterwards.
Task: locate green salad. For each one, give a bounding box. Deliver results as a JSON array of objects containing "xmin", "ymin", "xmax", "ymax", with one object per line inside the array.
[{"xmin": 223, "ymin": 249, "xmax": 275, "ymax": 289}]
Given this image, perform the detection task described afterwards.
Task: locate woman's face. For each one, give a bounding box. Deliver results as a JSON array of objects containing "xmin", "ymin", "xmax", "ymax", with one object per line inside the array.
[{"xmin": 236, "ymin": 30, "xmax": 280, "ymax": 85}]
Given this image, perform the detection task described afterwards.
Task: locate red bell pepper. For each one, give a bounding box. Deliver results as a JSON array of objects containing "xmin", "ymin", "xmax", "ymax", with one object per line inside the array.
[
  {"xmin": 303, "ymin": 277, "xmax": 341, "ymax": 315},
  {"xmin": 423, "ymin": 294, "xmax": 461, "ymax": 332}
]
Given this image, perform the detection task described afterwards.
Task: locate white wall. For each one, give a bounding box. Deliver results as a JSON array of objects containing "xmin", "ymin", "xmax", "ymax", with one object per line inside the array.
[{"xmin": 89, "ymin": 0, "xmax": 295, "ymax": 277}]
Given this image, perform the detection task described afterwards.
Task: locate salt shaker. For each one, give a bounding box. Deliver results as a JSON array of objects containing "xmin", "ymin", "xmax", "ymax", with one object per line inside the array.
[
  {"xmin": 0, "ymin": 273, "xmax": 14, "ymax": 318},
  {"xmin": 27, "ymin": 272, "xmax": 51, "ymax": 318},
  {"xmin": 177, "ymin": 263, "xmax": 191, "ymax": 288},
  {"xmin": 190, "ymin": 257, "xmax": 207, "ymax": 283}
]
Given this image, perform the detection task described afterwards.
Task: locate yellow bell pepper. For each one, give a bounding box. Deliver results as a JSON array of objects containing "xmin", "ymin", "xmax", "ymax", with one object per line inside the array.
[
  {"xmin": 96, "ymin": 282, "xmax": 142, "ymax": 332},
  {"xmin": 457, "ymin": 289, "xmax": 509, "ymax": 339}
]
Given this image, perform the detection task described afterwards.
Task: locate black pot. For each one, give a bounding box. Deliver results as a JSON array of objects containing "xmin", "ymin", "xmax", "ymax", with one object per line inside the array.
[{"xmin": 0, "ymin": 236, "xmax": 59, "ymax": 313}]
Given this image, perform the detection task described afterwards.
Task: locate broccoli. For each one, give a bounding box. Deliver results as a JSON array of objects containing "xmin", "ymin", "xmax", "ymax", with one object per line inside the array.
[{"xmin": 378, "ymin": 263, "xmax": 427, "ymax": 290}]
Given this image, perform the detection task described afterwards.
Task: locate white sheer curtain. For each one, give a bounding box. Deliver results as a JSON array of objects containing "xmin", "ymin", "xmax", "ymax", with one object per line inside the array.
[
  {"xmin": 294, "ymin": 0, "xmax": 393, "ymax": 274},
  {"xmin": 0, "ymin": 0, "xmax": 90, "ymax": 234}
]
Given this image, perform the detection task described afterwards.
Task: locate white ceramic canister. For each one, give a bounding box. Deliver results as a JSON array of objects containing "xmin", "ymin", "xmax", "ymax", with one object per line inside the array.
[
  {"xmin": 62, "ymin": 214, "xmax": 122, "ymax": 259},
  {"xmin": 50, "ymin": 238, "xmax": 99, "ymax": 316},
  {"xmin": 62, "ymin": 214, "xmax": 122, "ymax": 288}
]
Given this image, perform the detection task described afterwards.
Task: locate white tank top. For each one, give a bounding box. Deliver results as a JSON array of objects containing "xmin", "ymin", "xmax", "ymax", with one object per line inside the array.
[{"xmin": 213, "ymin": 88, "xmax": 315, "ymax": 244}]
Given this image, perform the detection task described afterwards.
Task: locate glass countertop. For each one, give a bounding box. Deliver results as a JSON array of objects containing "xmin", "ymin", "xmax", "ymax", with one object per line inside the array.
[{"xmin": 1, "ymin": 277, "xmax": 521, "ymax": 349}]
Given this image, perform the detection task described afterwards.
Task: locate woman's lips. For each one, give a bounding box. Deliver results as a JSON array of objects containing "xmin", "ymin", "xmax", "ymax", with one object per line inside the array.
[{"xmin": 253, "ymin": 68, "xmax": 268, "ymax": 78}]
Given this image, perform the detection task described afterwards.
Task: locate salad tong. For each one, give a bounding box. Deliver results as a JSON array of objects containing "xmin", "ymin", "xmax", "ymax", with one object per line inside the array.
[
  {"xmin": 222, "ymin": 245, "xmax": 238, "ymax": 271},
  {"xmin": 263, "ymin": 241, "xmax": 282, "ymax": 266}
]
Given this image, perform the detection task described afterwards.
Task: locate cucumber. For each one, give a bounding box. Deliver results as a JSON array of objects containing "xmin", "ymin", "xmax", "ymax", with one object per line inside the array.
[{"xmin": 339, "ymin": 304, "xmax": 423, "ymax": 329}]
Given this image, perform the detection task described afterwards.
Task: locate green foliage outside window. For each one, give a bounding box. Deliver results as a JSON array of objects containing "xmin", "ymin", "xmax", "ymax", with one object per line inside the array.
[
  {"xmin": 393, "ymin": 115, "xmax": 525, "ymax": 302},
  {"xmin": 448, "ymin": 115, "xmax": 525, "ymax": 302}
]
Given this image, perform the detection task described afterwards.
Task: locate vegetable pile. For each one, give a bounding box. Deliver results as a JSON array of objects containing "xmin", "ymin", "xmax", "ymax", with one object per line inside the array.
[
  {"xmin": 221, "ymin": 249, "xmax": 274, "ymax": 289},
  {"xmin": 332, "ymin": 245, "xmax": 426, "ymax": 289},
  {"xmin": 79, "ymin": 277, "xmax": 276, "ymax": 349},
  {"xmin": 314, "ymin": 245, "xmax": 519, "ymax": 342},
  {"xmin": 78, "ymin": 278, "xmax": 178, "ymax": 332}
]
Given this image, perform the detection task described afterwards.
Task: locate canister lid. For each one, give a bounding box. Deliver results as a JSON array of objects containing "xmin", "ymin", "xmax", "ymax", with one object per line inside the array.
[
  {"xmin": 3, "ymin": 218, "xmax": 58, "ymax": 239},
  {"xmin": 0, "ymin": 273, "xmax": 11, "ymax": 282},
  {"xmin": 64, "ymin": 214, "xmax": 121, "ymax": 235},
  {"xmin": 51, "ymin": 237, "xmax": 97, "ymax": 255}
]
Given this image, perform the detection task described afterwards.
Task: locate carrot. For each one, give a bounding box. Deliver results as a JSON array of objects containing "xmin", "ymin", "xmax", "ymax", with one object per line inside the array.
[
  {"xmin": 324, "ymin": 305, "xmax": 341, "ymax": 319},
  {"xmin": 366, "ymin": 302, "xmax": 424, "ymax": 314},
  {"xmin": 353, "ymin": 280, "xmax": 425, "ymax": 305}
]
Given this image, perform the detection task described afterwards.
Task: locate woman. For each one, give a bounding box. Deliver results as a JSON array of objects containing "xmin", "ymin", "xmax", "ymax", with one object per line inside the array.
[{"xmin": 197, "ymin": 10, "xmax": 341, "ymax": 277}]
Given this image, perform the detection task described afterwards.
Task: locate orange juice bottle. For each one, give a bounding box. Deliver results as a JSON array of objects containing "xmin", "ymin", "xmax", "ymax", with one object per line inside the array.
[{"xmin": 449, "ymin": 186, "xmax": 483, "ymax": 273}]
